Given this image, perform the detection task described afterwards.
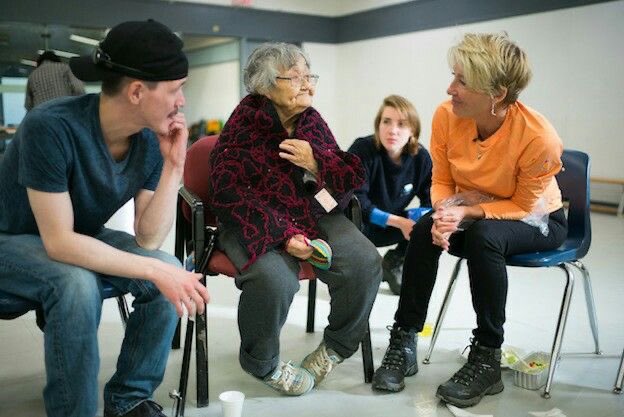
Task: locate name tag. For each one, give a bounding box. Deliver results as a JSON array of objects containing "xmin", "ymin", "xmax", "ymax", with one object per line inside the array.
[{"xmin": 314, "ymin": 188, "xmax": 338, "ymax": 213}]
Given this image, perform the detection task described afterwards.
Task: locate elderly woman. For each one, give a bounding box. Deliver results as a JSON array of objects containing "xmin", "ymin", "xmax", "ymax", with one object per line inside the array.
[
  {"xmin": 348, "ymin": 95, "xmax": 432, "ymax": 295},
  {"xmin": 208, "ymin": 43, "xmax": 382, "ymax": 396},
  {"xmin": 373, "ymin": 33, "xmax": 568, "ymax": 407}
]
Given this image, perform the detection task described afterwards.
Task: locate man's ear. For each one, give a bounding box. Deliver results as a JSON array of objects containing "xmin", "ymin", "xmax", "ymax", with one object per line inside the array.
[{"xmin": 126, "ymin": 80, "xmax": 145, "ymax": 105}]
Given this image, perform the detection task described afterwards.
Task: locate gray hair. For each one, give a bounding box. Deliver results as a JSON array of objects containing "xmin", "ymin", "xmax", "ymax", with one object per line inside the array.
[{"xmin": 243, "ymin": 43, "xmax": 311, "ymax": 94}]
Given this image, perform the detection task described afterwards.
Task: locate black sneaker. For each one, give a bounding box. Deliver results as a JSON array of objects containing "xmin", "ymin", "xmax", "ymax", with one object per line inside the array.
[
  {"xmin": 104, "ymin": 400, "xmax": 166, "ymax": 417},
  {"xmin": 436, "ymin": 340, "xmax": 504, "ymax": 408},
  {"xmin": 382, "ymin": 249, "xmax": 404, "ymax": 295},
  {"xmin": 372, "ymin": 324, "xmax": 418, "ymax": 392}
]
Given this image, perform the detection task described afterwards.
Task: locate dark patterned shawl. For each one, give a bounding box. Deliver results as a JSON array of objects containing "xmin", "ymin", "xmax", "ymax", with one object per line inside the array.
[{"xmin": 208, "ymin": 94, "xmax": 364, "ymax": 269}]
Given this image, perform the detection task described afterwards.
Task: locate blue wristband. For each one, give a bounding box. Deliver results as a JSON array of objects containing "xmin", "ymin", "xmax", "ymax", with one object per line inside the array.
[{"xmin": 370, "ymin": 208, "xmax": 390, "ymax": 228}]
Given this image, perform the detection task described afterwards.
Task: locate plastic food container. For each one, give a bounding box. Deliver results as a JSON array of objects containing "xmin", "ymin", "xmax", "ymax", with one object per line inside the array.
[{"xmin": 510, "ymin": 351, "xmax": 551, "ymax": 390}]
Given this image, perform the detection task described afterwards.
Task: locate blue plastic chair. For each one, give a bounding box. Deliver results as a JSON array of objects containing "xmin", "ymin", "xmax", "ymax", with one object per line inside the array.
[
  {"xmin": 0, "ymin": 282, "xmax": 130, "ymax": 330},
  {"xmin": 422, "ymin": 149, "xmax": 600, "ymax": 398}
]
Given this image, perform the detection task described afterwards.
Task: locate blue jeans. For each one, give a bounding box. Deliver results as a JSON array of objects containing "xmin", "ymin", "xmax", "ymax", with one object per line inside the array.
[{"xmin": 0, "ymin": 228, "xmax": 179, "ymax": 417}]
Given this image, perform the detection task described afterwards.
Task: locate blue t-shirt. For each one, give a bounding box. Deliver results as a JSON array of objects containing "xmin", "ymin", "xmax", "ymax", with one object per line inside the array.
[{"xmin": 0, "ymin": 94, "xmax": 163, "ymax": 236}]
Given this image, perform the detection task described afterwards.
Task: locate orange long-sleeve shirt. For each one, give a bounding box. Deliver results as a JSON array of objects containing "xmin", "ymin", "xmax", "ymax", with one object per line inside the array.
[{"xmin": 430, "ymin": 100, "xmax": 563, "ymax": 219}]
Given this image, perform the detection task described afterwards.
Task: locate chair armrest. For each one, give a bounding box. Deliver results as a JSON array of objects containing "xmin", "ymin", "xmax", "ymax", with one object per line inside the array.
[
  {"xmin": 177, "ymin": 186, "xmax": 221, "ymax": 275},
  {"xmin": 177, "ymin": 186, "xmax": 206, "ymax": 266},
  {"xmin": 178, "ymin": 186, "xmax": 203, "ymax": 211}
]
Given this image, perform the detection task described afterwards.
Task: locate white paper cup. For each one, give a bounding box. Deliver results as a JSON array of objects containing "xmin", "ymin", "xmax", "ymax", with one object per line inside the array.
[{"xmin": 219, "ymin": 390, "xmax": 245, "ymax": 417}]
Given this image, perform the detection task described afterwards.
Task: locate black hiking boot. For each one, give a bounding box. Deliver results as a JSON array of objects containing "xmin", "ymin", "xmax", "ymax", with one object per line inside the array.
[
  {"xmin": 382, "ymin": 249, "xmax": 404, "ymax": 295},
  {"xmin": 372, "ymin": 324, "xmax": 418, "ymax": 392},
  {"xmin": 436, "ymin": 339, "xmax": 504, "ymax": 407}
]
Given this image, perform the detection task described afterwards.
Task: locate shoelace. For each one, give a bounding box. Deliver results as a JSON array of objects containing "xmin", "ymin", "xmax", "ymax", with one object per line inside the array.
[
  {"xmin": 379, "ymin": 326, "xmax": 407, "ymax": 371},
  {"xmin": 452, "ymin": 343, "xmax": 493, "ymax": 386},
  {"xmin": 451, "ymin": 361, "xmax": 485, "ymax": 386},
  {"xmin": 306, "ymin": 345, "xmax": 340, "ymax": 377},
  {"xmin": 270, "ymin": 361, "xmax": 300, "ymax": 390}
]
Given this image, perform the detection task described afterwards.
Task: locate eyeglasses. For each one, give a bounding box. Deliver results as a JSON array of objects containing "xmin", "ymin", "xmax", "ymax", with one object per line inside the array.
[
  {"xmin": 275, "ymin": 74, "xmax": 319, "ymax": 88},
  {"xmin": 92, "ymin": 46, "xmax": 156, "ymax": 79}
]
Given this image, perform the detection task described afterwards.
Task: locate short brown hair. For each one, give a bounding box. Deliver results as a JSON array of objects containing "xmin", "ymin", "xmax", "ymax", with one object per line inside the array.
[{"xmin": 373, "ymin": 95, "xmax": 421, "ymax": 156}]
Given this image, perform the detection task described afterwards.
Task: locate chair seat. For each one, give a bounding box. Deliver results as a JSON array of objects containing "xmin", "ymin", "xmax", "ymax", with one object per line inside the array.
[
  {"xmin": 101, "ymin": 283, "xmax": 127, "ymax": 299},
  {"xmin": 206, "ymin": 249, "xmax": 317, "ymax": 280},
  {"xmin": 1, "ymin": 283, "xmax": 126, "ymax": 318},
  {"xmin": 207, "ymin": 249, "xmax": 239, "ymax": 277},
  {"xmin": 0, "ymin": 290, "xmax": 39, "ymax": 318},
  {"xmin": 507, "ymin": 239, "xmax": 583, "ymax": 267}
]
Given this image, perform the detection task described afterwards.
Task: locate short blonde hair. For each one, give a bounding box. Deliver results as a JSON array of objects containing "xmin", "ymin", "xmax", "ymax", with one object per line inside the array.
[
  {"xmin": 448, "ymin": 33, "xmax": 532, "ymax": 105},
  {"xmin": 373, "ymin": 95, "xmax": 421, "ymax": 156}
]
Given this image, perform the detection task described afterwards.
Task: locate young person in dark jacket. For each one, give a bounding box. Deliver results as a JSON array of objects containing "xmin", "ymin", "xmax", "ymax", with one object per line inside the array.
[{"xmin": 348, "ymin": 95, "xmax": 432, "ymax": 295}]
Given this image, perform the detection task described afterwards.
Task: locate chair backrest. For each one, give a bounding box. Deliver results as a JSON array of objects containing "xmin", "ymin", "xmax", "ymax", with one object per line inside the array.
[
  {"xmin": 556, "ymin": 149, "xmax": 591, "ymax": 258},
  {"xmin": 182, "ymin": 135, "xmax": 219, "ymax": 227}
]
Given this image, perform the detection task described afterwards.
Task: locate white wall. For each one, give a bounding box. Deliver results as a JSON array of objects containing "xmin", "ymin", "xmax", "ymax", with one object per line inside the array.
[
  {"xmin": 304, "ymin": 1, "xmax": 624, "ymax": 180},
  {"xmin": 184, "ymin": 60, "xmax": 241, "ymax": 127}
]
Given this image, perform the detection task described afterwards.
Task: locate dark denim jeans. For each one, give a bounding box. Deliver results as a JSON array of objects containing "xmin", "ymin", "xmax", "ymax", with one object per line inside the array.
[
  {"xmin": 395, "ymin": 208, "xmax": 567, "ymax": 348},
  {"xmin": 0, "ymin": 228, "xmax": 179, "ymax": 417}
]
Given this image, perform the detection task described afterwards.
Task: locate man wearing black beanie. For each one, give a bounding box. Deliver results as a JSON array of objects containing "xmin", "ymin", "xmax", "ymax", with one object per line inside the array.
[{"xmin": 0, "ymin": 20, "xmax": 210, "ymax": 417}]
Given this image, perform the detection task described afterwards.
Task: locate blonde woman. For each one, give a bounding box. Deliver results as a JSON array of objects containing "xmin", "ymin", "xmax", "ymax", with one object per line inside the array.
[{"xmin": 373, "ymin": 33, "xmax": 567, "ymax": 408}]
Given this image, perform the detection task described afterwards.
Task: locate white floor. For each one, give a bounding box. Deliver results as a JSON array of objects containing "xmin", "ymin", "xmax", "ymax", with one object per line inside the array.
[{"xmin": 1, "ymin": 213, "xmax": 623, "ymax": 417}]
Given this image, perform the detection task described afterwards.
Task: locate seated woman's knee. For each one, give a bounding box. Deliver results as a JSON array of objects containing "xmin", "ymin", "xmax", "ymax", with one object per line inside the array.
[
  {"xmin": 411, "ymin": 214, "xmax": 434, "ymax": 241},
  {"xmin": 245, "ymin": 257, "xmax": 300, "ymax": 299},
  {"xmin": 463, "ymin": 221, "xmax": 504, "ymax": 252}
]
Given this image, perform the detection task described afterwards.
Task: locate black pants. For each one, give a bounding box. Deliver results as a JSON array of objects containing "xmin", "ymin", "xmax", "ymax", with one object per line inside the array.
[
  {"xmin": 394, "ymin": 208, "xmax": 567, "ymax": 348},
  {"xmin": 363, "ymin": 222, "xmax": 409, "ymax": 254}
]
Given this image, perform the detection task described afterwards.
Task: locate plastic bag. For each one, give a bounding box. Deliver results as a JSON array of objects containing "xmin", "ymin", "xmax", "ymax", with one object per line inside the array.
[
  {"xmin": 521, "ymin": 196, "xmax": 550, "ymax": 236},
  {"xmin": 438, "ymin": 190, "xmax": 496, "ymax": 208},
  {"xmin": 438, "ymin": 191, "xmax": 496, "ymax": 231}
]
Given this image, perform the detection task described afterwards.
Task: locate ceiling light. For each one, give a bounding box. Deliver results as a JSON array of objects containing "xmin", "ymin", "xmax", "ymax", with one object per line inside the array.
[
  {"xmin": 69, "ymin": 34, "xmax": 99, "ymax": 46},
  {"xmin": 37, "ymin": 49, "xmax": 79, "ymax": 58},
  {"xmin": 20, "ymin": 59, "xmax": 37, "ymax": 67}
]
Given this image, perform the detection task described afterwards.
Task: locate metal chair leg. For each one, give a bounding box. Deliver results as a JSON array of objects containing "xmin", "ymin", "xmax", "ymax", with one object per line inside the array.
[
  {"xmin": 542, "ymin": 263, "xmax": 575, "ymax": 399},
  {"xmin": 571, "ymin": 260, "xmax": 602, "ymax": 354},
  {"xmin": 361, "ymin": 323, "xmax": 374, "ymax": 383},
  {"xmin": 115, "ymin": 295, "xmax": 130, "ymax": 328},
  {"xmin": 423, "ymin": 258, "xmax": 463, "ymax": 364},
  {"xmin": 614, "ymin": 348, "xmax": 624, "ymax": 394},
  {"xmin": 172, "ymin": 319, "xmax": 182, "ymax": 349},
  {"xmin": 306, "ymin": 279, "xmax": 317, "ymax": 333},
  {"xmin": 195, "ymin": 298, "xmax": 209, "ymax": 407},
  {"xmin": 172, "ymin": 316, "xmax": 195, "ymax": 417}
]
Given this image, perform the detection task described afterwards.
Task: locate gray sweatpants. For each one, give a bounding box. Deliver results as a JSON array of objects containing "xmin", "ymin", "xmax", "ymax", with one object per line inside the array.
[{"xmin": 218, "ymin": 213, "xmax": 382, "ymax": 378}]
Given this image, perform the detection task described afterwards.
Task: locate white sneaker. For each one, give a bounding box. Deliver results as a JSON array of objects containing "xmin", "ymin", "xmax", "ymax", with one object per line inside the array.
[
  {"xmin": 263, "ymin": 361, "xmax": 315, "ymax": 396},
  {"xmin": 301, "ymin": 342, "xmax": 344, "ymax": 385}
]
